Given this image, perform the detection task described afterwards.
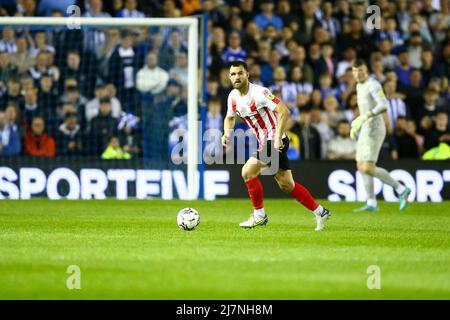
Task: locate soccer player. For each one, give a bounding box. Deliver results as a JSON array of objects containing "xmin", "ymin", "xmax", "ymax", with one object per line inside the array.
[
  {"xmin": 221, "ymin": 60, "xmax": 331, "ymax": 231},
  {"xmin": 350, "ymin": 59, "xmax": 411, "ymax": 212}
]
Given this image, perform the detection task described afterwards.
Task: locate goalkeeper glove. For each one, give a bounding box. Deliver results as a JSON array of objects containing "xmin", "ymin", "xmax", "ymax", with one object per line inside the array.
[{"xmin": 350, "ymin": 112, "xmax": 372, "ymax": 140}]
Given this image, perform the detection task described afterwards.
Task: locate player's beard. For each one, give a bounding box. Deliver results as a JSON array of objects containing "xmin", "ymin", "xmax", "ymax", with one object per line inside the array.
[{"xmin": 234, "ymin": 79, "xmax": 247, "ymax": 90}]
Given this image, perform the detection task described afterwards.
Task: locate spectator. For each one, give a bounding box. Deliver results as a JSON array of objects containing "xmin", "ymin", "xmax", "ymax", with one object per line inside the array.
[
  {"xmin": 38, "ymin": 73, "xmax": 58, "ymax": 130},
  {"xmin": 61, "ymin": 50, "xmax": 95, "ymax": 98},
  {"xmin": 101, "ymin": 135, "xmax": 131, "ymax": 159},
  {"xmin": 310, "ymin": 107, "xmax": 333, "ymax": 159},
  {"xmin": 37, "ymin": 0, "xmax": 77, "ymax": 17},
  {"xmin": 318, "ymin": 1, "xmax": 341, "ymax": 42},
  {"xmin": 254, "ymin": 0, "xmax": 283, "ymax": 31},
  {"xmin": 429, "ymin": 0, "xmax": 450, "ymax": 43},
  {"xmin": 182, "ymin": 0, "xmax": 202, "ymax": 17},
  {"xmin": 169, "ymin": 52, "xmax": 188, "ymax": 88},
  {"xmin": 21, "ymin": 87, "xmax": 42, "ymax": 126},
  {"xmin": 260, "ymin": 48, "xmax": 282, "ymax": 86},
  {"xmin": 2, "ymin": 79, "xmax": 22, "ymax": 108},
  {"xmin": 136, "ymin": 51, "xmax": 170, "ymax": 95},
  {"xmin": 21, "ymin": 0, "xmax": 38, "ymax": 16},
  {"xmin": 28, "ymin": 51, "xmax": 52, "ymax": 84},
  {"xmin": 89, "ymin": 97, "xmax": 117, "ymax": 155},
  {"xmin": 405, "ymin": 118, "xmax": 425, "ymax": 155},
  {"xmin": 290, "ymin": 108, "xmax": 321, "ymax": 160},
  {"xmin": 379, "ymin": 134, "xmax": 399, "ymax": 160},
  {"xmin": 370, "ymin": 57, "xmax": 386, "ymax": 83},
  {"xmin": 204, "ymin": 97, "xmax": 223, "ymax": 161},
  {"xmin": 0, "ymin": 29, "xmax": 17, "ymax": 53},
  {"xmin": 317, "ymin": 73, "xmax": 339, "ymax": 101},
  {"xmin": 85, "ymin": 84, "xmax": 121, "ymax": 122},
  {"xmin": 158, "ymin": 29, "xmax": 188, "ymax": 70},
  {"xmin": 108, "ymin": 29, "xmax": 139, "ymax": 112},
  {"xmin": 221, "ymin": 31, "xmax": 247, "ymax": 64},
  {"xmin": 269, "ymin": 66, "xmax": 297, "ymax": 108},
  {"xmin": 339, "ymin": 18, "xmax": 372, "ymax": 59},
  {"xmin": 96, "ymin": 28, "xmax": 120, "ymax": 79},
  {"xmin": 395, "ymin": 49, "xmax": 414, "ymax": 86},
  {"xmin": 83, "ymin": 0, "xmax": 111, "ymax": 54},
  {"xmin": 116, "ymin": 0, "xmax": 145, "ymax": 18},
  {"xmin": 9, "ymin": 35, "xmax": 35, "ymax": 74},
  {"xmin": 375, "ymin": 16, "xmax": 404, "ymax": 48},
  {"xmin": 56, "ymin": 112, "xmax": 82, "ymax": 156},
  {"xmin": 276, "ymin": 0, "xmax": 298, "ymax": 27},
  {"xmin": 0, "ymin": 110, "xmax": 21, "ymax": 156},
  {"xmin": 241, "ymin": 21, "xmax": 261, "ymax": 60},
  {"xmin": 61, "ymin": 83, "xmax": 88, "ymax": 125},
  {"xmin": 384, "ymin": 80, "xmax": 408, "ymax": 130},
  {"xmin": 378, "ymin": 39, "xmax": 399, "ymax": 70},
  {"xmin": 420, "ymin": 49, "xmax": 444, "ymax": 84},
  {"xmin": 30, "ymin": 30, "xmax": 55, "ymax": 57},
  {"xmin": 407, "ymin": 31, "xmax": 431, "ymax": 69},
  {"xmin": 25, "ymin": 116, "xmax": 56, "ymax": 157},
  {"xmin": 327, "ymin": 120, "xmax": 356, "ymax": 160},
  {"xmin": 117, "ymin": 111, "xmax": 140, "ymax": 156},
  {"xmin": 394, "ymin": 116, "xmax": 419, "ymax": 158},
  {"xmin": 415, "ymin": 88, "xmax": 441, "ymax": 124},
  {"xmin": 402, "ymin": 69, "xmax": 425, "ymax": 118},
  {"xmin": 424, "ymin": 110, "xmax": 450, "ymax": 151},
  {"xmin": 308, "ymin": 42, "xmax": 328, "ymax": 83},
  {"xmin": 295, "ymin": 0, "xmax": 320, "ymax": 45},
  {"xmin": 322, "ymin": 95, "xmax": 346, "ymax": 130},
  {"xmin": 336, "ymin": 47, "xmax": 356, "ymax": 80},
  {"xmin": 248, "ymin": 63, "xmax": 264, "ymax": 87},
  {"xmin": 0, "ymin": 51, "xmax": 18, "ymax": 85},
  {"xmin": 200, "ymin": 0, "xmax": 227, "ymax": 29}
]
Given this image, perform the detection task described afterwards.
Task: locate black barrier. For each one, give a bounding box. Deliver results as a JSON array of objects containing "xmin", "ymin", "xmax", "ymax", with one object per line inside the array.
[
  {"xmin": 0, "ymin": 159, "xmax": 449, "ymax": 201},
  {"xmin": 209, "ymin": 160, "xmax": 450, "ymax": 202}
]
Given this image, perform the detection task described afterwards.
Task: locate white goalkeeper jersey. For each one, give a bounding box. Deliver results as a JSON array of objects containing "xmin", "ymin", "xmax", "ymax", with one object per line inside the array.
[
  {"xmin": 356, "ymin": 77, "xmax": 388, "ymax": 132},
  {"xmin": 227, "ymin": 83, "xmax": 282, "ymax": 148}
]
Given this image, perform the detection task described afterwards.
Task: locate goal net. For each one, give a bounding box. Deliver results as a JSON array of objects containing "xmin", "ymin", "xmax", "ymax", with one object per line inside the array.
[{"xmin": 0, "ymin": 17, "xmax": 200, "ymax": 200}]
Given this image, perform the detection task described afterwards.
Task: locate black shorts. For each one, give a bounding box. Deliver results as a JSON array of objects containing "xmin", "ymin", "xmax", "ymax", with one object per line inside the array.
[{"xmin": 252, "ymin": 136, "xmax": 291, "ymax": 171}]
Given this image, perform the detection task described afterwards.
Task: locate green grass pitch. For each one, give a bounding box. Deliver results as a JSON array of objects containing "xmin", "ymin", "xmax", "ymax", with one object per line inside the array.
[{"xmin": 0, "ymin": 199, "xmax": 449, "ymax": 299}]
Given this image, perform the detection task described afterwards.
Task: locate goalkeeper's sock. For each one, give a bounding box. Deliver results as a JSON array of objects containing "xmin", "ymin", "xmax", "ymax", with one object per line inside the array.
[
  {"xmin": 373, "ymin": 167, "xmax": 405, "ymax": 194},
  {"xmin": 362, "ymin": 173, "xmax": 377, "ymax": 206},
  {"xmin": 245, "ymin": 176, "xmax": 264, "ymax": 212},
  {"xmin": 290, "ymin": 182, "xmax": 320, "ymax": 214}
]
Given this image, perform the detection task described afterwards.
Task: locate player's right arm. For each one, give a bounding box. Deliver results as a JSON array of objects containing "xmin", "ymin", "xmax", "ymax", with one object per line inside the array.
[
  {"xmin": 222, "ymin": 115, "xmax": 236, "ymax": 147},
  {"xmin": 222, "ymin": 94, "xmax": 236, "ymax": 147}
]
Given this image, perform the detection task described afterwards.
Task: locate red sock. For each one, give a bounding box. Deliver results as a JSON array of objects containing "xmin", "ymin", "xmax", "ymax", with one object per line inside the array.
[
  {"xmin": 245, "ymin": 177, "xmax": 264, "ymax": 210},
  {"xmin": 290, "ymin": 182, "xmax": 319, "ymax": 211}
]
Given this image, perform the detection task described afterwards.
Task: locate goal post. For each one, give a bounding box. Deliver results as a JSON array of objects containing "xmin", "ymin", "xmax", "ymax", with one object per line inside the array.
[{"xmin": 0, "ymin": 16, "xmax": 200, "ymax": 200}]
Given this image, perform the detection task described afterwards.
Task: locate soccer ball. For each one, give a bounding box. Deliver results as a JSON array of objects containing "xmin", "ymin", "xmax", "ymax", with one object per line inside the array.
[{"xmin": 177, "ymin": 208, "xmax": 200, "ymax": 231}]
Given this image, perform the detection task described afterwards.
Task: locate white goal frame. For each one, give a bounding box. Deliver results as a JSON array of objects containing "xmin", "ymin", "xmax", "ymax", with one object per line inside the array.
[{"xmin": 0, "ymin": 17, "xmax": 199, "ymax": 200}]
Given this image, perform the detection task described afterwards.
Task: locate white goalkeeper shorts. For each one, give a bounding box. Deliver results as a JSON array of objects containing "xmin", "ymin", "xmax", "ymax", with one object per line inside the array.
[{"xmin": 356, "ymin": 126, "xmax": 386, "ymax": 162}]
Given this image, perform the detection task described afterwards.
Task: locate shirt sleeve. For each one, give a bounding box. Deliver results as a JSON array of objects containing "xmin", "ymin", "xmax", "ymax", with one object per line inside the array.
[
  {"xmin": 368, "ymin": 80, "xmax": 388, "ymax": 115},
  {"xmin": 258, "ymin": 88, "xmax": 280, "ymax": 111},
  {"xmin": 226, "ymin": 94, "xmax": 237, "ymax": 117}
]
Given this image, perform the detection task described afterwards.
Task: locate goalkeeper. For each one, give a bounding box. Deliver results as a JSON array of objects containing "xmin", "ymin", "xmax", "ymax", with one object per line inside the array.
[{"xmin": 350, "ymin": 59, "xmax": 411, "ymax": 212}]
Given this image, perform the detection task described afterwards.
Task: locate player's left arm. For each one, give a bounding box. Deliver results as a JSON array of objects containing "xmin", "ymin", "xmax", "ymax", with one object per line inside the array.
[
  {"xmin": 273, "ymin": 101, "xmax": 290, "ymax": 150},
  {"xmin": 261, "ymin": 89, "xmax": 289, "ymax": 151},
  {"xmin": 366, "ymin": 81, "xmax": 388, "ymax": 118},
  {"xmin": 351, "ymin": 81, "xmax": 389, "ymax": 140}
]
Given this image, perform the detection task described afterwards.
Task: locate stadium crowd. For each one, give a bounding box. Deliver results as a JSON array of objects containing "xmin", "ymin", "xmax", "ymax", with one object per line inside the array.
[{"xmin": 0, "ymin": 0, "xmax": 449, "ymax": 161}]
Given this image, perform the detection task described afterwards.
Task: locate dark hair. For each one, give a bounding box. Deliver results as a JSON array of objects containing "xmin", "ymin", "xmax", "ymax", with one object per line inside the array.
[
  {"xmin": 229, "ymin": 60, "xmax": 248, "ymax": 71},
  {"xmin": 338, "ymin": 119, "xmax": 350, "ymax": 126},
  {"xmin": 352, "ymin": 59, "xmax": 367, "ymax": 68},
  {"xmin": 208, "ymin": 97, "xmax": 221, "ymax": 105},
  {"xmin": 100, "ymin": 97, "xmax": 111, "ymax": 104},
  {"xmin": 65, "ymin": 112, "xmax": 78, "ymax": 120}
]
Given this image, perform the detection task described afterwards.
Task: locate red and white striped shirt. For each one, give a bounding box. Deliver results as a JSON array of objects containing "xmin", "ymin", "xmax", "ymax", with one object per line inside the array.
[{"xmin": 227, "ymin": 83, "xmax": 282, "ymax": 149}]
